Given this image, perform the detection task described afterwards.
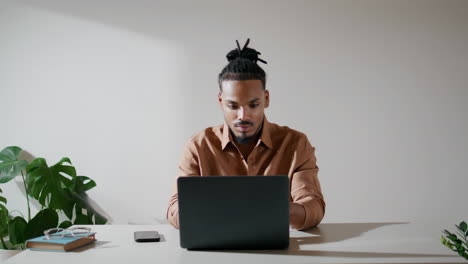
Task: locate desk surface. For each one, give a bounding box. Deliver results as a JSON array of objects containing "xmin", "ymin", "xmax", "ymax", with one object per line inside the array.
[{"xmin": 2, "ymin": 222, "xmax": 466, "ymax": 264}]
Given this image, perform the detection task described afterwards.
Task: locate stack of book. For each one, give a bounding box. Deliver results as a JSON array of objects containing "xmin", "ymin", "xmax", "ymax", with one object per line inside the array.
[{"xmin": 25, "ymin": 232, "xmax": 96, "ymax": 252}]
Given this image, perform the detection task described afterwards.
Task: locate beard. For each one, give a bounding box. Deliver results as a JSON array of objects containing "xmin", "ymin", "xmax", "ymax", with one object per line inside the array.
[
  {"xmin": 234, "ymin": 133, "xmax": 257, "ymax": 144},
  {"xmin": 231, "ymin": 119, "xmax": 263, "ymax": 145}
]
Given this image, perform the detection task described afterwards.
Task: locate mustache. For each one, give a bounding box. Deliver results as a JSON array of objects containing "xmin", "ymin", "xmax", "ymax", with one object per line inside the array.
[{"xmin": 234, "ymin": 120, "xmax": 254, "ymax": 126}]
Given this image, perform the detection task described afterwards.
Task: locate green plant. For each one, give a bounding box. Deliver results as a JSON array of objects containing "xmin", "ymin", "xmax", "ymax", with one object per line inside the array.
[
  {"xmin": 441, "ymin": 221, "xmax": 468, "ymax": 260},
  {"xmin": 0, "ymin": 146, "xmax": 107, "ymax": 250}
]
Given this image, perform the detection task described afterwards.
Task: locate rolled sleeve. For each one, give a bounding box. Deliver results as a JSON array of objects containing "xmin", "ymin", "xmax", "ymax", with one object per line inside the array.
[
  {"xmin": 166, "ymin": 139, "xmax": 200, "ymax": 229},
  {"xmin": 167, "ymin": 193, "xmax": 180, "ymax": 229},
  {"xmin": 290, "ymin": 136, "xmax": 325, "ymax": 230}
]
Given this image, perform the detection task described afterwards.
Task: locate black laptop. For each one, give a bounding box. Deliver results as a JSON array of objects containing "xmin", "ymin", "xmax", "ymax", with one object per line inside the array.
[{"xmin": 177, "ymin": 175, "xmax": 290, "ymax": 250}]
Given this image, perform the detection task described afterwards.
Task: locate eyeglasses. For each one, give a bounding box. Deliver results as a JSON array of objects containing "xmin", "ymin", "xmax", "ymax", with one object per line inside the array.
[{"xmin": 43, "ymin": 227, "xmax": 92, "ymax": 240}]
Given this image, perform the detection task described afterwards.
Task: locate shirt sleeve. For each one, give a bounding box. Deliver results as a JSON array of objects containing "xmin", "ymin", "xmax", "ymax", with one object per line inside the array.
[
  {"xmin": 166, "ymin": 139, "xmax": 200, "ymax": 229},
  {"xmin": 289, "ymin": 134, "xmax": 326, "ymax": 230}
]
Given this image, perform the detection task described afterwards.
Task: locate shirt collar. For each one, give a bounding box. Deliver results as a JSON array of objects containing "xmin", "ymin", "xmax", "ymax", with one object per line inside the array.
[
  {"xmin": 221, "ymin": 116, "xmax": 273, "ymax": 151},
  {"xmin": 221, "ymin": 122, "xmax": 232, "ymax": 150}
]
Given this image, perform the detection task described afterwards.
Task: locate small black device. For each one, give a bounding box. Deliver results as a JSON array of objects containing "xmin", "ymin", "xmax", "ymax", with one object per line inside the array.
[{"xmin": 134, "ymin": 231, "xmax": 160, "ymax": 242}]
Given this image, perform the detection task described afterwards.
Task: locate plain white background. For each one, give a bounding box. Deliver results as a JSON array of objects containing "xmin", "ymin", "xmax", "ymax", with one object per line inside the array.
[{"xmin": 1, "ymin": 0, "xmax": 467, "ymax": 227}]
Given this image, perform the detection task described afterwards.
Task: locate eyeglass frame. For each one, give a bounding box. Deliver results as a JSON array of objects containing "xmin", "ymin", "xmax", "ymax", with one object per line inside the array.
[{"xmin": 43, "ymin": 227, "xmax": 92, "ymax": 240}]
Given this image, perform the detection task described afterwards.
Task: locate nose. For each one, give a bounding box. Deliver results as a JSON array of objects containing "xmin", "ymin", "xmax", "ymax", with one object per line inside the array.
[{"xmin": 237, "ymin": 107, "xmax": 250, "ymax": 121}]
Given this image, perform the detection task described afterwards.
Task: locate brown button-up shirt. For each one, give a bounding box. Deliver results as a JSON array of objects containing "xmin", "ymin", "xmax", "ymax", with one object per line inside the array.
[{"xmin": 166, "ymin": 117, "xmax": 325, "ymax": 230}]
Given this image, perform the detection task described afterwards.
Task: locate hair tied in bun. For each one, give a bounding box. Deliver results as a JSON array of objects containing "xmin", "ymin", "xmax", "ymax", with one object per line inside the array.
[{"xmin": 226, "ymin": 38, "xmax": 267, "ymax": 64}]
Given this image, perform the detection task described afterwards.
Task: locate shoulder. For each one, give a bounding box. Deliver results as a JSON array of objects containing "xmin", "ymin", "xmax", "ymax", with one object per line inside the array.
[
  {"xmin": 268, "ymin": 122, "xmax": 317, "ymax": 165},
  {"xmin": 268, "ymin": 121, "xmax": 310, "ymax": 144},
  {"xmin": 185, "ymin": 124, "xmax": 223, "ymax": 147}
]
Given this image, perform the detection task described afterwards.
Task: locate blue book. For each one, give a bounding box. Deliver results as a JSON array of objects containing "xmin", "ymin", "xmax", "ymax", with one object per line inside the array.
[{"xmin": 25, "ymin": 232, "xmax": 96, "ymax": 252}]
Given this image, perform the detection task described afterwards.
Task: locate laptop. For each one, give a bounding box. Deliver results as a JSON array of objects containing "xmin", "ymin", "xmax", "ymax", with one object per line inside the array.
[{"xmin": 177, "ymin": 175, "xmax": 290, "ymax": 250}]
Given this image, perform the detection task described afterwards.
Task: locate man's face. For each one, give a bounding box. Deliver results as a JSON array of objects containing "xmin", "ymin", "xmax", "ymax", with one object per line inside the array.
[{"xmin": 218, "ymin": 80, "xmax": 270, "ymax": 144}]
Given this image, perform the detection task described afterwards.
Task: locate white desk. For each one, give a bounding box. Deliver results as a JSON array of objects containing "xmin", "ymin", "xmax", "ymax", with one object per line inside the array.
[{"xmin": 2, "ymin": 222, "xmax": 466, "ymax": 264}]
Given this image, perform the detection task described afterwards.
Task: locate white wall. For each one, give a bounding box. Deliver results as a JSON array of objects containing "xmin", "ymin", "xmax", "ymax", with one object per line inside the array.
[{"xmin": 1, "ymin": 0, "xmax": 467, "ymax": 226}]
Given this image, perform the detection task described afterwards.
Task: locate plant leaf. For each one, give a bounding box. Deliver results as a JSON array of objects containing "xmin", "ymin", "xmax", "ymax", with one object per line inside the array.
[
  {"xmin": 25, "ymin": 158, "xmax": 75, "ymax": 211},
  {"xmin": 442, "ymin": 223, "xmax": 468, "ymax": 261},
  {"xmin": 0, "ymin": 187, "xmax": 6, "ymax": 205},
  {"xmin": 0, "ymin": 187, "xmax": 8, "ymax": 236},
  {"xmin": 462, "ymin": 251, "xmax": 468, "ymax": 260},
  {"xmin": 64, "ymin": 176, "xmax": 106, "ymax": 225},
  {"xmin": 456, "ymin": 245, "xmax": 465, "ymax": 254},
  {"xmin": 24, "ymin": 209, "xmax": 58, "ymax": 240},
  {"xmin": 26, "ymin": 157, "xmax": 107, "ymax": 225},
  {"xmin": 8, "ymin": 216, "xmax": 27, "ymax": 245},
  {"xmin": 0, "ymin": 146, "xmax": 28, "ymax": 184},
  {"xmin": 443, "ymin": 230, "xmax": 459, "ymax": 243},
  {"xmin": 69, "ymin": 176, "xmax": 96, "ymax": 193},
  {"xmin": 62, "ymin": 199, "xmax": 74, "ymax": 220},
  {"xmin": 0, "ymin": 206, "xmax": 8, "ymax": 237},
  {"xmin": 441, "ymin": 236, "xmax": 448, "ymax": 245},
  {"xmin": 94, "ymin": 213, "xmax": 107, "ymax": 225},
  {"xmin": 58, "ymin": 220, "xmax": 72, "ymax": 229},
  {"xmin": 458, "ymin": 221, "xmax": 467, "ymax": 233},
  {"xmin": 0, "ymin": 146, "xmax": 22, "ymax": 162},
  {"xmin": 74, "ymin": 214, "xmax": 90, "ymax": 225},
  {"xmin": 67, "ymin": 190, "xmax": 107, "ymax": 225}
]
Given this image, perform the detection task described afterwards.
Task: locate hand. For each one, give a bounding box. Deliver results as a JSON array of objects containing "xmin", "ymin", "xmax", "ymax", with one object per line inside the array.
[{"xmin": 289, "ymin": 202, "xmax": 306, "ymax": 229}]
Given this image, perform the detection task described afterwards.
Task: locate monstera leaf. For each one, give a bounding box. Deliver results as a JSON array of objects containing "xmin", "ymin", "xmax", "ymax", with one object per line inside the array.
[
  {"xmin": 8, "ymin": 208, "xmax": 59, "ymax": 247},
  {"xmin": 25, "ymin": 157, "xmax": 107, "ymax": 224},
  {"xmin": 23, "ymin": 208, "xmax": 58, "ymax": 240},
  {"xmin": 8, "ymin": 216, "xmax": 27, "ymax": 246},
  {"xmin": 0, "ymin": 187, "xmax": 8, "ymax": 237},
  {"xmin": 0, "ymin": 187, "xmax": 6, "ymax": 211},
  {"xmin": 65, "ymin": 176, "xmax": 107, "ymax": 224},
  {"xmin": 25, "ymin": 157, "xmax": 75, "ymax": 211},
  {"xmin": 1, "ymin": 147, "xmax": 107, "ymax": 250},
  {"xmin": 0, "ymin": 146, "xmax": 28, "ymax": 183}
]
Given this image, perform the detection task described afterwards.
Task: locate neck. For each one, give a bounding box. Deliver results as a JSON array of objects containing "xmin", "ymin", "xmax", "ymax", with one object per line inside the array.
[
  {"xmin": 232, "ymin": 121, "xmax": 264, "ymax": 160},
  {"xmin": 235, "ymin": 141, "xmax": 256, "ymax": 160}
]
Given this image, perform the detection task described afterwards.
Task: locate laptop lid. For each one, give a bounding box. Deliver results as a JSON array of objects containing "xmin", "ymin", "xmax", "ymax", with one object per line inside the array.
[{"xmin": 177, "ymin": 175, "xmax": 290, "ymax": 250}]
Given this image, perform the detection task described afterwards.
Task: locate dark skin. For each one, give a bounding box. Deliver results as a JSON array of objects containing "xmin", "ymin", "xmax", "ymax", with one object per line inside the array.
[{"xmin": 218, "ymin": 79, "xmax": 305, "ymax": 227}]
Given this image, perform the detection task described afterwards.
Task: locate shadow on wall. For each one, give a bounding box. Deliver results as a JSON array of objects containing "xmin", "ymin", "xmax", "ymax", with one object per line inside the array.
[{"xmin": 11, "ymin": 0, "xmax": 276, "ymax": 124}]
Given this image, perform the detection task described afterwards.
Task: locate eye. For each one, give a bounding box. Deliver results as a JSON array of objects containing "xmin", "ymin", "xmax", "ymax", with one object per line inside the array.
[
  {"xmin": 250, "ymin": 104, "xmax": 260, "ymax": 109},
  {"xmin": 228, "ymin": 104, "xmax": 239, "ymax": 110}
]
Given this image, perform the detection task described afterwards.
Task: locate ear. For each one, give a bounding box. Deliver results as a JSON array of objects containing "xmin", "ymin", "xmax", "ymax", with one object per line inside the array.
[
  {"xmin": 218, "ymin": 92, "xmax": 223, "ymax": 107},
  {"xmin": 264, "ymin": 90, "xmax": 270, "ymax": 108}
]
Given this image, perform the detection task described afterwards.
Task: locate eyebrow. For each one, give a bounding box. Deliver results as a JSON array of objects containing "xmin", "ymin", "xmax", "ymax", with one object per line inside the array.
[{"xmin": 226, "ymin": 98, "xmax": 261, "ymax": 104}]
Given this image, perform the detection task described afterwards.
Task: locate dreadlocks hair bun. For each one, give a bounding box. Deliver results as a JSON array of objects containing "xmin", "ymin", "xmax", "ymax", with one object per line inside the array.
[
  {"xmin": 218, "ymin": 38, "xmax": 268, "ymax": 90},
  {"xmin": 225, "ymin": 38, "xmax": 267, "ymax": 64}
]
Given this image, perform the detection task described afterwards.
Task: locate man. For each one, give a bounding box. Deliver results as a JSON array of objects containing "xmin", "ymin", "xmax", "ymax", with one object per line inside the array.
[{"xmin": 167, "ymin": 39, "xmax": 325, "ymax": 230}]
